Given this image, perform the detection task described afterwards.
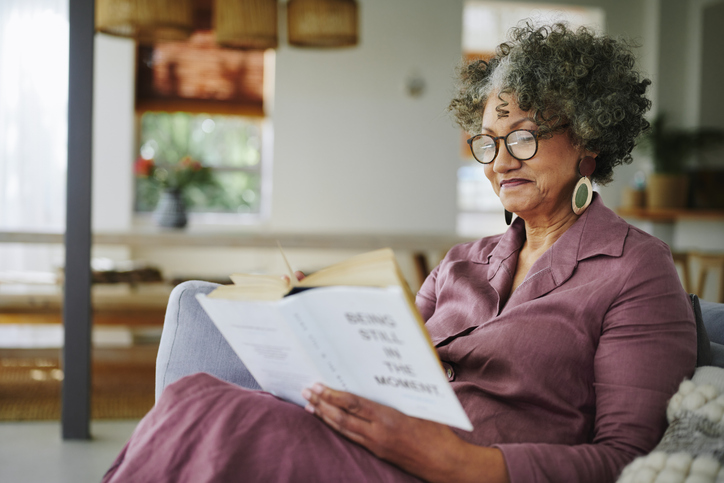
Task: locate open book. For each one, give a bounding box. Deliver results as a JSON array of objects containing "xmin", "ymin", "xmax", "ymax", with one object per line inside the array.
[{"xmin": 196, "ymin": 248, "xmax": 472, "ymax": 431}]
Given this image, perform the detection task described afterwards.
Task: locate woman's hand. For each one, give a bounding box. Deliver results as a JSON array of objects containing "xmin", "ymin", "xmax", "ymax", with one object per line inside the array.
[{"xmin": 301, "ymin": 383, "xmax": 509, "ymax": 483}]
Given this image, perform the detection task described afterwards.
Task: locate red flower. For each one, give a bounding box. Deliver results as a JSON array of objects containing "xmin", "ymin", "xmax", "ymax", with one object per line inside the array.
[
  {"xmin": 179, "ymin": 156, "xmax": 202, "ymax": 171},
  {"xmin": 135, "ymin": 157, "xmax": 155, "ymax": 177}
]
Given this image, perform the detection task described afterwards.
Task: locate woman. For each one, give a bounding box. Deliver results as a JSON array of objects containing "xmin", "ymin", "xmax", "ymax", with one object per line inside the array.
[{"xmin": 104, "ymin": 24, "xmax": 696, "ymax": 483}]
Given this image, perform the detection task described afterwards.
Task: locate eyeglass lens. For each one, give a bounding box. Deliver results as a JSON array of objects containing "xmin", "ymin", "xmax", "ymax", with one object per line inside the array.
[{"xmin": 470, "ymin": 130, "xmax": 537, "ymax": 164}]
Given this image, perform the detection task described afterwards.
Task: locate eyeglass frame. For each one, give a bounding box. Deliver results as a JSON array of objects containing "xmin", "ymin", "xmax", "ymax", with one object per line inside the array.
[{"xmin": 466, "ymin": 129, "xmax": 542, "ymax": 165}]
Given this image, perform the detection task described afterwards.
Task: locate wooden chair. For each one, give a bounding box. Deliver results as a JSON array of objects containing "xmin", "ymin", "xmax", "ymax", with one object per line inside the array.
[
  {"xmin": 671, "ymin": 251, "xmax": 691, "ymax": 294},
  {"xmin": 690, "ymin": 252, "xmax": 724, "ymax": 303}
]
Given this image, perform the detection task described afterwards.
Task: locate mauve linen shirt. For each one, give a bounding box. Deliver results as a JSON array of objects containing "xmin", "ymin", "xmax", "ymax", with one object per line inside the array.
[
  {"xmin": 416, "ymin": 194, "xmax": 697, "ymax": 482},
  {"xmin": 102, "ymin": 194, "xmax": 696, "ymax": 483}
]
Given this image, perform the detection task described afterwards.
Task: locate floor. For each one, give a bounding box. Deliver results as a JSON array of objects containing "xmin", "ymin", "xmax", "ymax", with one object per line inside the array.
[
  {"xmin": 0, "ymin": 322, "xmax": 157, "ymax": 483},
  {"xmin": 0, "ymin": 420, "xmax": 140, "ymax": 483}
]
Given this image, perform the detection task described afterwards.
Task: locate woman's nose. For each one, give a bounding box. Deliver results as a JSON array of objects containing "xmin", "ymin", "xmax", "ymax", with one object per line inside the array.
[{"xmin": 491, "ymin": 147, "xmax": 522, "ymax": 173}]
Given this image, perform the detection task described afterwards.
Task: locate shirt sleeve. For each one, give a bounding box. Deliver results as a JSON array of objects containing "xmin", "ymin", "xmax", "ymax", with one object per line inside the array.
[
  {"xmin": 416, "ymin": 264, "xmax": 440, "ymax": 323},
  {"xmin": 495, "ymin": 240, "xmax": 697, "ymax": 483}
]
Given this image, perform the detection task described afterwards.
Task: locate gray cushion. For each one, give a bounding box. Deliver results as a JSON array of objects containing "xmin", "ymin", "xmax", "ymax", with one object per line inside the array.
[
  {"xmin": 711, "ymin": 342, "xmax": 724, "ymax": 368},
  {"xmin": 701, "ymin": 300, "xmax": 724, "ymax": 345}
]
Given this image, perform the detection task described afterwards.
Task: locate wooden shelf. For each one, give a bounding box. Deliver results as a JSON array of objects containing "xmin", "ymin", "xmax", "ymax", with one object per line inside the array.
[
  {"xmin": 0, "ymin": 229, "xmax": 472, "ymax": 252},
  {"xmin": 616, "ymin": 207, "xmax": 724, "ymax": 222},
  {"xmin": 0, "ymin": 311, "xmax": 166, "ymax": 326},
  {"xmin": 0, "ymin": 285, "xmax": 172, "ymax": 313}
]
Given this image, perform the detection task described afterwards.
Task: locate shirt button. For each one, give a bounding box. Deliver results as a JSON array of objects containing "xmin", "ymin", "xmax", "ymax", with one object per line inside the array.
[{"xmin": 442, "ymin": 362, "xmax": 455, "ymax": 381}]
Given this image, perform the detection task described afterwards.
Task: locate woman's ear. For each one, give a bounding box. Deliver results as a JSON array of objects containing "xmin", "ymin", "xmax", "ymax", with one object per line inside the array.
[{"xmin": 577, "ymin": 151, "xmax": 598, "ymax": 164}]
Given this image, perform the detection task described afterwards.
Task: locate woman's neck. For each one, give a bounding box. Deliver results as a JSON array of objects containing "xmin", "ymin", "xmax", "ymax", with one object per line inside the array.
[{"xmin": 521, "ymin": 211, "xmax": 579, "ymax": 256}]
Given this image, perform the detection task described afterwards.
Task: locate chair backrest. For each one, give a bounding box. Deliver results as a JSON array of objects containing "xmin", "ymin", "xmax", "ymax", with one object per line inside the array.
[{"xmin": 690, "ymin": 294, "xmax": 712, "ymax": 367}]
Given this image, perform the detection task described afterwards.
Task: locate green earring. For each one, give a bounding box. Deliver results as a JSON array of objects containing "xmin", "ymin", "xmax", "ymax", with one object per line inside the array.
[{"xmin": 572, "ymin": 157, "xmax": 595, "ymax": 215}]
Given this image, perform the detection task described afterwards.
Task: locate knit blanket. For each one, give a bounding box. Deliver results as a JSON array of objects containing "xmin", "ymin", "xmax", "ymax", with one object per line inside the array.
[{"xmin": 617, "ymin": 366, "xmax": 724, "ymax": 483}]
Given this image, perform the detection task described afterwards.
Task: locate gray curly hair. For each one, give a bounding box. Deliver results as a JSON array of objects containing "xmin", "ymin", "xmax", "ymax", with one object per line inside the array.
[{"xmin": 448, "ymin": 23, "xmax": 652, "ymax": 185}]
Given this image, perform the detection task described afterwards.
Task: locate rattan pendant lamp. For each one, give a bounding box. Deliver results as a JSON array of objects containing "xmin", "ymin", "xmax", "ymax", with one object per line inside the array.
[
  {"xmin": 215, "ymin": 0, "xmax": 278, "ymax": 49},
  {"xmin": 95, "ymin": 0, "xmax": 194, "ymax": 43},
  {"xmin": 287, "ymin": 0, "xmax": 359, "ymax": 47}
]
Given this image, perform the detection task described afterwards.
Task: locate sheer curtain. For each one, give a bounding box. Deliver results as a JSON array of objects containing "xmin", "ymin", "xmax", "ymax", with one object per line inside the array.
[{"xmin": 0, "ymin": 0, "xmax": 68, "ymax": 273}]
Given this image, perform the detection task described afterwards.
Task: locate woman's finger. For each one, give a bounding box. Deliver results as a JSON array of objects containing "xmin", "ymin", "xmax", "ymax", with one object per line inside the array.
[
  {"xmin": 302, "ymin": 384, "xmax": 377, "ymax": 438},
  {"xmin": 281, "ymin": 271, "xmax": 305, "ymax": 284},
  {"xmin": 309, "ymin": 394, "xmax": 372, "ymax": 446},
  {"xmin": 306, "ymin": 383, "xmax": 379, "ymax": 421}
]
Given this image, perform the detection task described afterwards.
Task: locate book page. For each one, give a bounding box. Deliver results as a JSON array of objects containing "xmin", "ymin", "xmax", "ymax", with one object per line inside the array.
[
  {"xmin": 196, "ymin": 294, "xmax": 324, "ymax": 407},
  {"xmin": 299, "ymin": 248, "xmax": 402, "ymax": 289},
  {"xmin": 278, "ymin": 286, "xmax": 472, "ymax": 431}
]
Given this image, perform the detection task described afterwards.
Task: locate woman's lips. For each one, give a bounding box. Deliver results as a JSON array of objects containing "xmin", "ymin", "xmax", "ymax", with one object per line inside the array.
[{"xmin": 500, "ymin": 178, "xmax": 531, "ymax": 188}]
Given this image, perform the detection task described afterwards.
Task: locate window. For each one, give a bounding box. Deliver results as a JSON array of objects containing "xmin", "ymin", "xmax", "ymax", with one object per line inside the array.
[
  {"xmin": 134, "ymin": 31, "xmax": 272, "ymax": 222},
  {"xmin": 136, "ymin": 112, "xmax": 263, "ymax": 215},
  {"xmin": 0, "ymin": 0, "xmax": 68, "ymax": 274}
]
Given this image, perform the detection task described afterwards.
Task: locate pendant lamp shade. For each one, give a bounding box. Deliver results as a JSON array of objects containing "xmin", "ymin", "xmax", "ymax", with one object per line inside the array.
[
  {"xmin": 95, "ymin": 0, "xmax": 194, "ymax": 43},
  {"xmin": 287, "ymin": 0, "xmax": 359, "ymax": 47},
  {"xmin": 215, "ymin": 0, "xmax": 278, "ymax": 50}
]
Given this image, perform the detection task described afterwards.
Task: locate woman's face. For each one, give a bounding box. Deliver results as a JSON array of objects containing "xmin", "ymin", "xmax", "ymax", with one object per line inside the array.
[{"xmin": 482, "ymin": 94, "xmax": 587, "ymax": 223}]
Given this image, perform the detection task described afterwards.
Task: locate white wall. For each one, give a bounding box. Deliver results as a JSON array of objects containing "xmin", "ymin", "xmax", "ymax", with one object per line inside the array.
[
  {"xmin": 92, "ymin": 34, "xmax": 135, "ymax": 232},
  {"xmin": 657, "ymin": 0, "xmax": 724, "ymax": 130},
  {"xmin": 269, "ymin": 0, "xmax": 463, "ymax": 233}
]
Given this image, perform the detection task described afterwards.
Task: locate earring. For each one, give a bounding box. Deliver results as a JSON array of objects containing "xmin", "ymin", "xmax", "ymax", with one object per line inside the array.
[
  {"xmin": 505, "ymin": 210, "xmax": 513, "ymax": 225},
  {"xmin": 572, "ymin": 156, "xmax": 595, "ymax": 215}
]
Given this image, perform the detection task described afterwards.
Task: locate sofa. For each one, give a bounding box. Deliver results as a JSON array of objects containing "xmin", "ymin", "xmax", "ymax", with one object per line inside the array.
[{"xmin": 154, "ymin": 280, "xmax": 724, "ymax": 482}]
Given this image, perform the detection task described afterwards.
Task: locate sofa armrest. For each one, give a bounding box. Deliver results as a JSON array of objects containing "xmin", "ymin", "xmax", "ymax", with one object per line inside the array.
[{"xmin": 155, "ymin": 280, "xmax": 260, "ymax": 401}]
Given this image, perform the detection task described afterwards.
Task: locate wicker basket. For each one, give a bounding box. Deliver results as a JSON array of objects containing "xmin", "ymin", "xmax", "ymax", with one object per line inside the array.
[
  {"xmin": 287, "ymin": 0, "xmax": 358, "ymax": 47},
  {"xmin": 96, "ymin": 0, "xmax": 194, "ymax": 43},
  {"xmin": 215, "ymin": 0, "xmax": 278, "ymax": 50}
]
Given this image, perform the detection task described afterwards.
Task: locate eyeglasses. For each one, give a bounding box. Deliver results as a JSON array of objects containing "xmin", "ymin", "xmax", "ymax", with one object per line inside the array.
[{"xmin": 466, "ymin": 129, "xmax": 540, "ymax": 165}]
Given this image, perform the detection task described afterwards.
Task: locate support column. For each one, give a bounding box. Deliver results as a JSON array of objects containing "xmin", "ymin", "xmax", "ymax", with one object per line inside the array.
[{"xmin": 63, "ymin": 0, "xmax": 95, "ymax": 440}]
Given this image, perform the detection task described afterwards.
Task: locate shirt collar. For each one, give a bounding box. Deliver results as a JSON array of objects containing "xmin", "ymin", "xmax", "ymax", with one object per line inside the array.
[{"xmin": 486, "ymin": 193, "xmax": 629, "ymax": 286}]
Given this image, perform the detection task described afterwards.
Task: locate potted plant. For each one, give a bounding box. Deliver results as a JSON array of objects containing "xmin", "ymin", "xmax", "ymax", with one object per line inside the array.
[
  {"xmin": 134, "ymin": 155, "xmax": 214, "ymax": 228},
  {"xmin": 638, "ymin": 115, "xmax": 724, "ymax": 209}
]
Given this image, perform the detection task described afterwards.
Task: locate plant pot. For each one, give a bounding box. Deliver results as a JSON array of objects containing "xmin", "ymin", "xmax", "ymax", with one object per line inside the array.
[
  {"xmin": 646, "ymin": 173, "xmax": 689, "ymax": 209},
  {"xmin": 621, "ymin": 187, "xmax": 646, "ymax": 209},
  {"xmin": 153, "ymin": 189, "xmax": 188, "ymax": 228}
]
